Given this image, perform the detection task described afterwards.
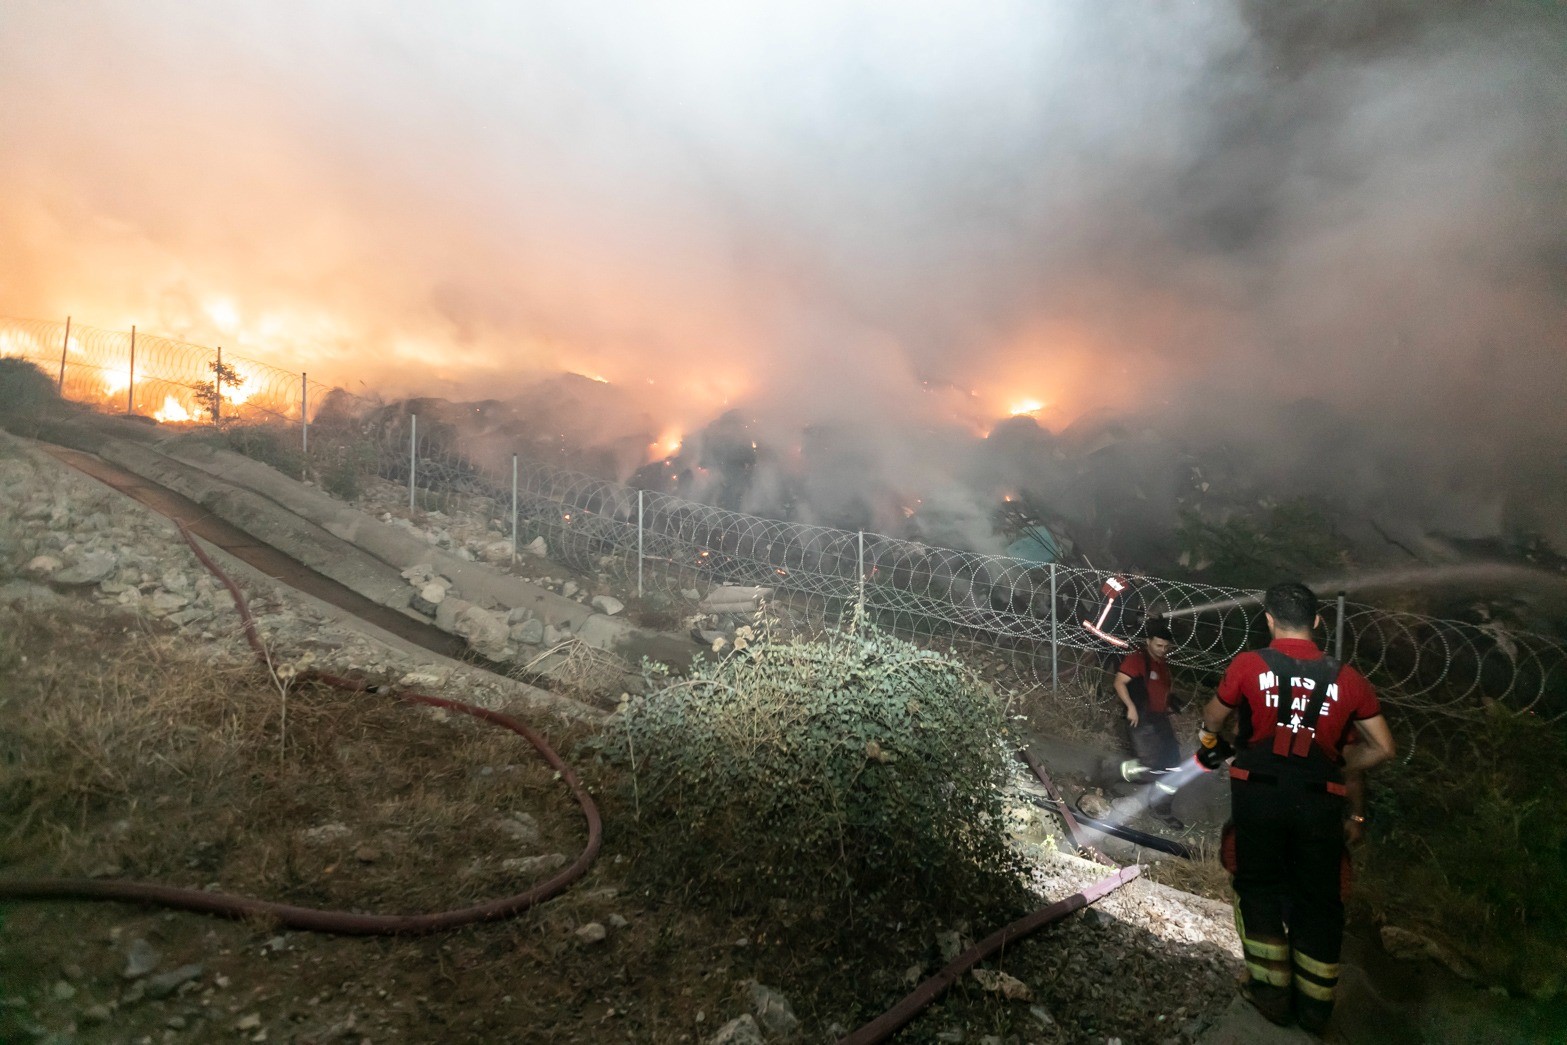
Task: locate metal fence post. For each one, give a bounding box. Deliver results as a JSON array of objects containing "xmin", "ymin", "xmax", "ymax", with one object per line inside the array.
[
  {"xmin": 126, "ymin": 325, "xmax": 136, "ymax": 414},
  {"xmin": 637, "ymin": 489, "xmax": 645, "ymax": 599},
  {"xmin": 409, "ymin": 414, "xmax": 417, "ymax": 513},
  {"xmin": 511, "ymin": 453, "xmax": 519, "ymax": 564},
  {"xmin": 214, "ymin": 347, "xmax": 223, "ymax": 427},
  {"xmin": 57, "ymin": 316, "xmax": 70, "ymax": 394},
  {"xmin": 300, "ymin": 373, "xmax": 308, "ymax": 480},
  {"xmin": 1050, "ymin": 562, "xmax": 1059, "ymax": 690},
  {"xmin": 857, "ymin": 530, "xmax": 865, "ymax": 620},
  {"xmin": 1335, "ymin": 591, "xmax": 1347, "ymax": 661}
]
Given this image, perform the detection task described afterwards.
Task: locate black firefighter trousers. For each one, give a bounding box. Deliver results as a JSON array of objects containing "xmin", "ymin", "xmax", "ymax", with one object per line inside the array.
[{"xmin": 1229, "ymin": 773, "xmax": 1346, "ymax": 1029}]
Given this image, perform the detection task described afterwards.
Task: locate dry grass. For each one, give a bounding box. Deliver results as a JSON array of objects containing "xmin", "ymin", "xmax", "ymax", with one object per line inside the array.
[
  {"xmin": 512, "ymin": 636, "xmax": 628, "ymax": 703},
  {"xmin": 0, "ymin": 604, "xmax": 591, "ymax": 913}
]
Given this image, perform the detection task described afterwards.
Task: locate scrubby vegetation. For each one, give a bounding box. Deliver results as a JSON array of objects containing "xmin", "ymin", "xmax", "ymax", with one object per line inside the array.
[{"xmin": 0, "ymin": 358, "xmax": 61, "ymax": 432}]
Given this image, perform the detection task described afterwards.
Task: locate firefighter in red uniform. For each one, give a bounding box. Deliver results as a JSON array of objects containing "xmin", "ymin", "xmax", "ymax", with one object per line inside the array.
[
  {"xmin": 1113, "ymin": 620, "xmax": 1185, "ymax": 829},
  {"xmin": 1199, "ymin": 582, "xmax": 1395, "ymax": 1034}
]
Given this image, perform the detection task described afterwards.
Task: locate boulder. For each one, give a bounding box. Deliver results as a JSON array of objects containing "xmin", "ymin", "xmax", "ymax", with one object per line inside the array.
[
  {"xmin": 591, "ymin": 595, "xmax": 624, "ymax": 616},
  {"xmin": 747, "ymin": 981, "xmax": 800, "ymax": 1039},
  {"xmin": 524, "ymin": 536, "xmax": 547, "ymax": 557},
  {"xmin": 709, "ymin": 1014, "xmax": 764, "ymax": 1045},
  {"xmin": 52, "ymin": 552, "xmax": 118, "ymax": 586},
  {"xmin": 510, "ymin": 618, "xmax": 545, "ymax": 645}
]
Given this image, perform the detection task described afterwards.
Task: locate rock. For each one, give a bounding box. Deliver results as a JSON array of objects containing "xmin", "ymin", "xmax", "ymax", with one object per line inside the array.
[
  {"xmin": 501, "ymin": 853, "xmax": 567, "ymax": 876},
  {"xmin": 936, "ymin": 930, "xmax": 965, "ymax": 963},
  {"xmin": 453, "ymin": 604, "xmax": 509, "ymax": 658},
  {"xmin": 506, "ymin": 606, "xmax": 534, "ymax": 625},
  {"xmin": 410, "ymin": 593, "xmax": 439, "ymax": 617},
  {"xmin": 608, "ymin": 913, "xmax": 629, "ymax": 929},
  {"xmin": 709, "ymin": 1014, "xmax": 764, "ymax": 1045},
  {"xmin": 591, "ymin": 595, "xmax": 624, "ymax": 616},
  {"xmin": 435, "ymin": 596, "xmax": 471, "ymax": 632},
  {"xmin": 301, "ymin": 822, "xmax": 352, "ymax": 844},
  {"xmin": 52, "ymin": 552, "xmax": 118, "ymax": 585},
  {"xmin": 542, "ymin": 624, "xmax": 567, "ymax": 646},
  {"xmin": 495, "ymin": 814, "xmax": 540, "ymax": 846},
  {"xmin": 482, "ymin": 540, "xmax": 513, "ymax": 563},
  {"xmin": 1379, "ymin": 926, "xmax": 1477, "ymax": 979},
  {"xmin": 147, "ymin": 591, "xmax": 190, "ymax": 615},
  {"xmin": 525, "ymin": 536, "xmax": 547, "ymax": 557},
  {"xmin": 50, "ymin": 981, "xmax": 76, "ymax": 1001},
  {"xmin": 562, "ymin": 581, "xmax": 579, "ymax": 598},
  {"xmin": 747, "ymin": 981, "xmax": 800, "ymax": 1039},
  {"xmin": 354, "ymin": 845, "xmax": 381, "ymax": 863},
  {"xmin": 81, "ymin": 1004, "xmax": 113, "ymax": 1025},
  {"xmin": 972, "ymin": 967, "xmax": 1032, "ymax": 1001},
  {"xmin": 236, "ymin": 1013, "xmax": 262, "ymax": 1031},
  {"xmin": 419, "ymin": 582, "xmax": 448, "ymax": 606},
  {"xmin": 122, "ymin": 938, "xmax": 161, "ymax": 979},
  {"xmin": 1077, "ymin": 792, "xmax": 1113, "ymax": 818},
  {"xmin": 400, "ymin": 563, "xmax": 435, "ymax": 585},
  {"xmin": 145, "ymin": 963, "xmax": 203, "ymax": 999},
  {"xmin": 681, "ymin": 588, "xmax": 701, "ymax": 601},
  {"xmin": 575, "ymin": 922, "xmax": 607, "ymax": 945},
  {"xmin": 23, "ymin": 554, "xmax": 62, "ymax": 575},
  {"xmin": 510, "ymin": 618, "xmax": 545, "ymax": 645}
]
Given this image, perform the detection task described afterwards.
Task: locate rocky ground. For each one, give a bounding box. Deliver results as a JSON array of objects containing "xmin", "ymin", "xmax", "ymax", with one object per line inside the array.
[{"xmin": 8, "ymin": 425, "xmax": 1493, "ymax": 1044}]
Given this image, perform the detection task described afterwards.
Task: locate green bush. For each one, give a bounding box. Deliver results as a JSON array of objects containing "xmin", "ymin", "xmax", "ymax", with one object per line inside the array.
[
  {"xmin": 612, "ymin": 623, "xmax": 1028, "ymax": 924},
  {"xmin": 0, "ymin": 358, "xmax": 60, "ymax": 427}
]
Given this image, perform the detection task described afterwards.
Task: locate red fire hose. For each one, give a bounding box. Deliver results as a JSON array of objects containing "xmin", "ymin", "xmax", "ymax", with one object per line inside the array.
[
  {"xmin": 836, "ymin": 865, "xmax": 1141, "ymax": 1045},
  {"xmin": 0, "ymin": 521, "xmax": 602, "ymax": 935}
]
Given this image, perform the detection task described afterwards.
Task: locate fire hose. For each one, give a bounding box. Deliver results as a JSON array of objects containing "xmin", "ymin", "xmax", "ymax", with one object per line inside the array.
[{"xmin": 0, "ymin": 520, "xmax": 602, "ymax": 934}]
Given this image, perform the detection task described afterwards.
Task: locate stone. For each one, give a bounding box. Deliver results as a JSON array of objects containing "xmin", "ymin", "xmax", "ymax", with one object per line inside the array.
[
  {"xmin": 81, "ymin": 1004, "xmax": 113, "ymax": 1025},
  {"xmin": 681, "ymin": 588, "xmax": 701, "ymax": 601},
  {"xmin": 709, "ymin": 1014, "xmax": 764, "ymax": 1045},
  {"xmin": 608, "ymin": 914, "xmax": 629, "ymax": 930},
  {"xmin": 524, "ymin": 536, "xmax": 547, "ymax": 557},
  {"xmin": 562, "ymin": 581, "xmax": 579, "ymax": 598},
  {"xmin": 501, "ymin": 853, "xmax": 567, "ymax": 876},
  {"xmin": 409, "ymin": 593, "xmax": 439, "ymax": 617},
  {"xmin": 23, "ymin": 554, "xmax": 62, "ymax": 575},
  {"xmin": 482, "ymin": 541, "xmax": 514, "ymax": 563},
  {"xmin": 506, "ymin": 606, "xmax": 534, "ymax": 625},
  {"xmin": 400, "ymin": 562, "xmax": 435, "ymax": 584},
  {"xmin": 354, "ymin": 845, "xmax": 380, "ymax": 863},
  {"xmin": 510, "ymin": 619, "xmax": 545, "ymax": 645},
  {"xmin": 52, "ymin": 552, "xmax": 119, "ymax": 586},
  {"xmin": 495, "ymin": 814, "xmax": 540, "ymax": 846},
  {"xmin": 971, "ymin": 967, "xmax": 1032, "ymax": 1001},
  {"xmin": 435, "ymin": 596, "xmax": 471, "ymax": 632},
  {"xmin": 51, "ymin": 981, "xmax": 76, "ymax": 1001},
  {"xmin": 419, "ymin": 582, "xmax": 447, "ymax": 606},
  {"xmin": 574, "ymin": 922, "xmax": 607, "ymax": 945},
  {"xmin": 145, "ymin": 964, "xmax": 203, "ymax": 999},
  {"xmin": 123, "ymin": 938, "xmax": 161, "ymax": 979},
  {"xmin": 236, "ymin": 1013, "xmax": 262, "ymax": 1031},
  {"xmin": 301, "ymin": 822, "xmax": 352, "ymax": 844},
  {"xmin": 591, "ymin": 595, "xmax": 624, "ymax": 616},
  {"xmin": 747, "ymin": 981, "xmax": 800, "ymax": 1039},
  {"xmin": 148, "ymin": 591, "xmax": 190, "ymax": 615},
  {"xmin": 936, "ymin": 930, "xmax": 964, "ymax": 963},
  {"xmin": 453, "ymin": 604, "xmax": 509, "ymax": 658}
]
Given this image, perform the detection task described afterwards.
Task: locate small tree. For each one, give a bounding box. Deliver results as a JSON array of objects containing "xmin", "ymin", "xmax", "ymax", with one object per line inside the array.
[{"xmin": 192, "ymin": 359, "xmax": 243, "ymax": 426}]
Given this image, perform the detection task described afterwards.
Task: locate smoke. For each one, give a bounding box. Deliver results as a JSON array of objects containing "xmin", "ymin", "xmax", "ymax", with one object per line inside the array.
[{"xmin": 1, "ymin": 1, "xmax": 1562, "ymax": 552}]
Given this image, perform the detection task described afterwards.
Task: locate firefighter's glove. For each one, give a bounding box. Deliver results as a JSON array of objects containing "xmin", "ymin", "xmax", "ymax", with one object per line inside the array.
[{"xmin": 1196, "ymin": 728, "xmax": 1234, "ymax": 771}]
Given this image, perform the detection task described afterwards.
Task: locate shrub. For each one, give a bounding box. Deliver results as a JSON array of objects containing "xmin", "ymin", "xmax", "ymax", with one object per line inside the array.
[
  {"xmin": 611, "ymin": 623, "xmax": 1028, "ymax": 926},
  {"xmin": 0, "ymin": 358, "xmax": 60, "ymax": 428}
]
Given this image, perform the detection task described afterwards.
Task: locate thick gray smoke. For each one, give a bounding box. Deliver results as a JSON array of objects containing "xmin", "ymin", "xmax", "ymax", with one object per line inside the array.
[{"xmin": 1, "ymin": 1, "xmax": 1562, "ymax": 555}]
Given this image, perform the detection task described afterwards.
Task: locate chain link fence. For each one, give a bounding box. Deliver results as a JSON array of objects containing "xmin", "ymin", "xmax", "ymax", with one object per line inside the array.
[
  {"xmin": 0, "ymin": 315, "xmax": 336, "ymax": 426},
  {"xmin": 372, "ymin": 412, "xmax": 1567, "ymax": 722},
  {"xmin": 7, "ymin": 313, "xmax": 1564, "ymax": 721}
]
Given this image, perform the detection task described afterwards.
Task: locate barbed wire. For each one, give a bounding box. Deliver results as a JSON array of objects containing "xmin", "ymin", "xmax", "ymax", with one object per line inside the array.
[
  {"xmin": 7, "ymin": 314, "xmax": 1564, "ymax": 720},
  {"xmin": 367, "ymin": 413, "xmax": 1567, "ymax": 721},
  {"xmin": 0, "ymin": 315, "xmax": 343, "ymax": 425}
]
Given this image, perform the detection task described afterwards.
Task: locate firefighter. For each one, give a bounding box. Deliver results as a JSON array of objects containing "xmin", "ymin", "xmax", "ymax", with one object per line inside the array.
[
  {"xmin": 1199, "ymin": 581, "xmax": 1395, "ymax": 1034},
  {"xmin": 1113, "ymin": 620, "xmax": 1185, "ymax": 829}
]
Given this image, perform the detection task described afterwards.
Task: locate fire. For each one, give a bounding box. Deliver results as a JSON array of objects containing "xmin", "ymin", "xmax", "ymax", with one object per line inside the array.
[
  {"xmin": 1009, "ymin": 398, "xmax": 1046, "ymax": 416},
  {"xmin": 102, "ymin": 366, "xmax": 131, "ymax": 397},
  {"xmin": 652, "ymin": 427, "xmax": 683, "ymax": 459},
  {"xmin": 154, "ymin": 395, "xmax": 193, "ymax": 423}
]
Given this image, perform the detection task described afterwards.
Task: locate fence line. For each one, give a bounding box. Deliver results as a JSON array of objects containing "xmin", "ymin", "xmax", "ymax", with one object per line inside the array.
[
  {"xmin": 6, "ymin": 313, "xmax": 1564, "ymax": 720},
  {"xmin": 375, "ymin": 413, "xmax": 1567, "ymax": 721}
]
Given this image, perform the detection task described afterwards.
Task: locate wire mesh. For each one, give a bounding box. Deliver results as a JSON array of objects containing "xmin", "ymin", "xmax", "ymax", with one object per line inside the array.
[
  {"xmin": 9, "ymin": 313, "xmax": 1564, "ymax": 721},
  {"xmin": 371, "ymin": 413, "xmax": 1567, "ymax": 721}
]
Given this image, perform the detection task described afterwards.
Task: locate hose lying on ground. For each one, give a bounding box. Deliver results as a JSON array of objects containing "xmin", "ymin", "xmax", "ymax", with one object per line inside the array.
[
  {"xmin": 1016, "ymin": 751, "xmax": 1194, "ymax": 859},
  {"xmin": 0, "ymin": 520, "xmax": 602, "ymax": 935},
  {"xmin": 836, "ymin": 865, "xmax": 1142, "ymax": 1045}
]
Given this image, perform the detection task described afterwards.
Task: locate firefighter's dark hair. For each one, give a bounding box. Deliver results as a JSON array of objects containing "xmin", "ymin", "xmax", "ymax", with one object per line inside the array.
[
  {"xmin": 1264, "ymin": 581, "xmax": 1318, "ymax": 630},
  {"xmin": 1145, "ymin": 619, "xmax": 1173, "ymax": 642}
]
